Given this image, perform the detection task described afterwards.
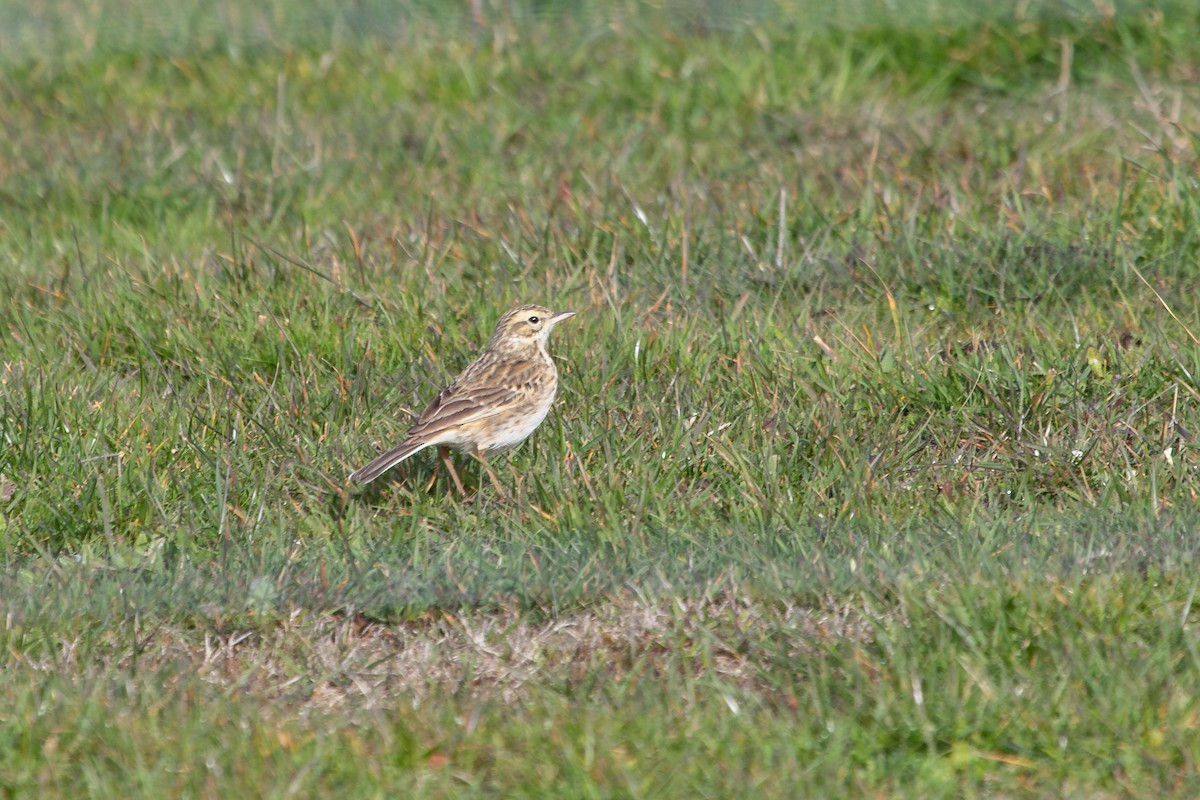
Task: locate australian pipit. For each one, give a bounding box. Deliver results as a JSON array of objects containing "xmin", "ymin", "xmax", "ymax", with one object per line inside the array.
[{"xmin": 349, "ymin": 304, "xmax": 576, "ymax": 495}]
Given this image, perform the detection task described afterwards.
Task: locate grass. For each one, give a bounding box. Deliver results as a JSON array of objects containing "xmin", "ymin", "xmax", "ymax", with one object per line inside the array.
[{"xmin": 3, "ymin": 0, "xmax": 1200, "ymax": 796}]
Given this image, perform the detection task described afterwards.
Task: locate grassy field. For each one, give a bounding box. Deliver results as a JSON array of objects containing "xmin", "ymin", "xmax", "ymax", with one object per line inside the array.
[{"xmin": 3, "ymin": 0, "xmax": 1200, "ymax": 795}]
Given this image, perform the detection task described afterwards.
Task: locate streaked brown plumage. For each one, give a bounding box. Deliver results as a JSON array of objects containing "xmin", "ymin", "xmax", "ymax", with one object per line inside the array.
[{"xmin": 349, "ymin": 304, "xmax": 575, "ymax": 494}]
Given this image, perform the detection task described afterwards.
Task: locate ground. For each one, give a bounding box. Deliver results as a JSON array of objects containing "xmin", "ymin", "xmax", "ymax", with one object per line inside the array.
[{"xmin": 2, "ymin": 1, "xmax": 1200, "ymax": 796}]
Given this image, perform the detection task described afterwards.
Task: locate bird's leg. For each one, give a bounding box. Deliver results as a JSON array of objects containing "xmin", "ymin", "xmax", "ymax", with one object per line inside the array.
[
  {"xmin": 438, "ymin": 445, "xmax": 468, "ymax": 497},
  {"xmin": 473, "ymin": 451, "xmax": 508, "ymax": 499}
]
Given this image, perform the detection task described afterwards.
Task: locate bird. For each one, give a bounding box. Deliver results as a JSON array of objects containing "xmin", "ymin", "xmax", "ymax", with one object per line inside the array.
[{"xmin": 348, "ymin": 303, "xmax": 576, "ymax": 495}]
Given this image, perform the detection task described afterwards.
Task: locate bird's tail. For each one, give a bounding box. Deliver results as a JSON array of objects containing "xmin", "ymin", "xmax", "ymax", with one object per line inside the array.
[{"xmin": 348, "ymin": 438, "xmax": 431, "ymax": 484}]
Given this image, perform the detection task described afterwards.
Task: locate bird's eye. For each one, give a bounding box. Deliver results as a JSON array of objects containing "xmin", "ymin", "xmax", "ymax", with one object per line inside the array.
[{"xmin": 528, "ymin": 316, "xmax": 539, "ymax": 324}]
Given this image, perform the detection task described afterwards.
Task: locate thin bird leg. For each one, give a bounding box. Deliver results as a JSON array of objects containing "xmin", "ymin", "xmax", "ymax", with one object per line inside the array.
[
  {"xmin": 473, "ymin": 452, "xmax": 508, "ymax": 499},
  {"xmin": 439, "ymin": 445, "xmax": 468, "ymax": 497}
]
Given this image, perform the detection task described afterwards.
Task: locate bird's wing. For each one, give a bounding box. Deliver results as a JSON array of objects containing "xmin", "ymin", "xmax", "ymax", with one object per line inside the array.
[
  {"xmin": 406, "ymin": 383, "xmax": 520, "ymax": 439},
  {"xmin": 403, "ymin": 356, "xmax": 548, "ymax": 441},
  {"xmin": 347, "ymin": 380, "xmax": 516, "ymax": 484}
]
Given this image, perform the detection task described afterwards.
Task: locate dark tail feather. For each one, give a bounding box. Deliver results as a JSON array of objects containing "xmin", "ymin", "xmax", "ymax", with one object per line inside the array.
[{"xmin": 348, "ymin": 439, "xmax": 430, "ymax": 484}]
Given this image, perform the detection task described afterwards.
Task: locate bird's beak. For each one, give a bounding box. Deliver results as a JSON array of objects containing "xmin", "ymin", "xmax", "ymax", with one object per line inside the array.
[{"xmin": 549, "ymin": 310, "xmax": 577, "ymax": 326}]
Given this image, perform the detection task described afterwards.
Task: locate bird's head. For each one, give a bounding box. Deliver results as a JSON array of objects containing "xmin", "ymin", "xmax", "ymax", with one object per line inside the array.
[{"xmin": 487, "ymin": 304, "xmax": 576, "ymax": 353}]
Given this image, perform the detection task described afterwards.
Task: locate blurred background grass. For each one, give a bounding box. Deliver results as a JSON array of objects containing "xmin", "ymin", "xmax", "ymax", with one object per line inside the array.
[{"xmin": 3, "ymin": 0, "xmax": 1200, "ymax": 795}]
